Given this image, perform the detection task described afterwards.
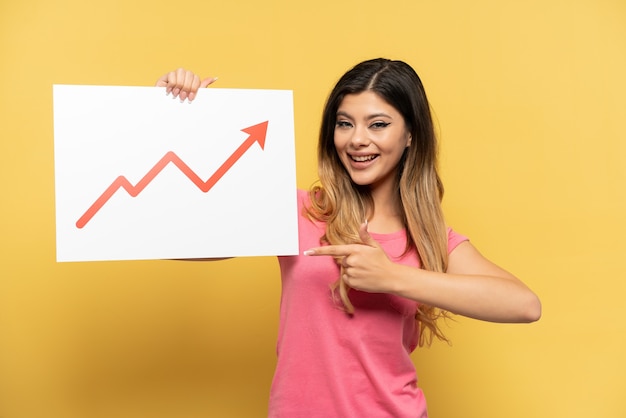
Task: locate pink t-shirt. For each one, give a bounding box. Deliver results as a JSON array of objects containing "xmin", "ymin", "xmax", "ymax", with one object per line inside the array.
[{"xmin": 270, "ymin": 190, "xmax": 468, "ymax": 418}]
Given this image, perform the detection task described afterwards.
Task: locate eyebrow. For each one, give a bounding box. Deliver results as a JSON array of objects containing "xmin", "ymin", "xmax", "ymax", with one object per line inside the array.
[{"xmin": 336, "ymin": 111, "xmax": 393, "ymax": 119}]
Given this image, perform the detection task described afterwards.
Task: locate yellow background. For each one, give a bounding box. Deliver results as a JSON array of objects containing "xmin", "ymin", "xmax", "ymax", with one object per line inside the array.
[{"xmin": 1, "ymin": 0, "xmax": 625, "ymax": 417}]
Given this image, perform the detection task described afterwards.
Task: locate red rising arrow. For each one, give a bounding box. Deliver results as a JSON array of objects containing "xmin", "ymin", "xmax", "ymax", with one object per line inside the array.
[{"xmin": 75, "ymin": 121, "xmax": 269, "ymax": 229}]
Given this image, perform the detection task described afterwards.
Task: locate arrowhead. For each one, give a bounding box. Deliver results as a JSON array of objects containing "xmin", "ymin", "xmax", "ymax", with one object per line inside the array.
[{"xmin": 241, "ymin": 121, "xmax": 269, "ymax": 150}]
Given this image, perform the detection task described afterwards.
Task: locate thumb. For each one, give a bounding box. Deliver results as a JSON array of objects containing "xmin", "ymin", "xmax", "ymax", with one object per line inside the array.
[
  {"xmin": 200, "ymin": 76, "xmax": 218, "ymax": 88},
  {"xmin": 189, "ymin": 77, "xmax": 218, "ymax": 102},
  {"xmin": 358, "ymin": 220, "xmax": 379, "ymax": 247}
]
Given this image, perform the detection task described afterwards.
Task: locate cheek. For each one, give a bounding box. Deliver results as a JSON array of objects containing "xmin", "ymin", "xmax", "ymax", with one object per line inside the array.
[
  {"xmin": 333, "ymin": 130, "xmax": 344, "ymax": 149},
  {"xmin": 331, "ymin": 135, "xmax": 348, "ymax": 165},
  {"xmin": 333, "ymin": 134, "xmax": 351, "ymax": 159}
]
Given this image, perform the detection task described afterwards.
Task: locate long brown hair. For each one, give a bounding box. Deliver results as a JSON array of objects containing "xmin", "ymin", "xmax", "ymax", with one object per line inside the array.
[{"xmin": 308, "ymin": 58, "xmax": 450, "ymax": 346}]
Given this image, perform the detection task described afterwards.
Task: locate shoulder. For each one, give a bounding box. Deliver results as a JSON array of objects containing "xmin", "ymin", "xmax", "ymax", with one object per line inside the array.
[
  {"xmin": 446, "ymin": 227, "xmax": 469, "ymax": 254},
  {"xmin": 296, "ymin": 188, "xmax": 312, "ymax": 211},
  {"xmin": 297, "ymin": 188, "xmax": 310, "ymax": 200}
]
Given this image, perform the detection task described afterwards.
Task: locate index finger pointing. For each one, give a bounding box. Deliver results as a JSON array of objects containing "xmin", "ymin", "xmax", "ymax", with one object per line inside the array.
[{"xmin": 303, "ymin": 245, "xmax": 355, "ymax": 257}]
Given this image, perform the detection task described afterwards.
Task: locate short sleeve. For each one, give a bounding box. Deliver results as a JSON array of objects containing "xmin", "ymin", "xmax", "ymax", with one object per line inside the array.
[{"xmin": 447, "ymin": 227, "xmax": 469, "ymax": 254}]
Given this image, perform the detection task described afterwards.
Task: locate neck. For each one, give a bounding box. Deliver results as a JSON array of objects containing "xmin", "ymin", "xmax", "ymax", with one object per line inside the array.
[{"xmin": 367, "ymin": 182, "xmax": 404, "ymax": 233}]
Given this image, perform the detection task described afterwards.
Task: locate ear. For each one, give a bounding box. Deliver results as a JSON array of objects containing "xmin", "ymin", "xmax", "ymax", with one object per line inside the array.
[{"xmin": 406, "ymin": 133, "xmax": 412, "ymax": 147}]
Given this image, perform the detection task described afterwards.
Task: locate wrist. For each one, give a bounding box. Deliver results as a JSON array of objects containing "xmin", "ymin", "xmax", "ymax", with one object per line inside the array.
[{"xmin": 387, "ymin": 263, "xmax": 415, "ymax": 296}]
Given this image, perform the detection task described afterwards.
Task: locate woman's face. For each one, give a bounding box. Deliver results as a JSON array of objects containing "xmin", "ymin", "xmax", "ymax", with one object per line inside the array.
[{"xmin": 333, "ymin": 91, "xmax": 411, "ymax": 194}]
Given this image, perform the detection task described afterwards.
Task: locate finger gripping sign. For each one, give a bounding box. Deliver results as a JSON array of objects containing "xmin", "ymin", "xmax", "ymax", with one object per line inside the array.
[{"xmin": 53, "ymin": 85, "xmax": 298, "ymax": 262}]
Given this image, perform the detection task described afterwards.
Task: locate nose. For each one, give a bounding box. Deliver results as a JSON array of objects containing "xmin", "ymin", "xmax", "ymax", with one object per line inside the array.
[{"xmin": 350, "ymin": 125, "xmax": 370, "ymax": 148}]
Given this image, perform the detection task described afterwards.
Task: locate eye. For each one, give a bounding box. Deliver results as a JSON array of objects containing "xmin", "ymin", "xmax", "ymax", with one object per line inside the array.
[
  {"xmin": 336, "ymin": 120, "xmax": 353, "ymax": 129},
  {"xmin": 370, "ymin": 122, "xmax": 391, "ymax": 129}
]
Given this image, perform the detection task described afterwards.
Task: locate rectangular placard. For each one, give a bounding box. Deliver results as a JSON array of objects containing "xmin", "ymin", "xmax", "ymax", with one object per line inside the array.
[{"xmin": 53, "ymin": 85, "xmax": 298, "ymax": 262}]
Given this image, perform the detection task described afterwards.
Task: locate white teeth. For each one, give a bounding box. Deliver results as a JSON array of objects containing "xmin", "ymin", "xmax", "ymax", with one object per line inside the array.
[{"xmin": 351, "ymin": 155, "xmax": 377, "ymax": 162}]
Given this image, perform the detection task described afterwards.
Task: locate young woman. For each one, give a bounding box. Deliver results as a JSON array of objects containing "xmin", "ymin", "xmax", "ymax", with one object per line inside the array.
[{"xmin": 156, "ymin": 59, "xmax": 541, "ymax": 418}]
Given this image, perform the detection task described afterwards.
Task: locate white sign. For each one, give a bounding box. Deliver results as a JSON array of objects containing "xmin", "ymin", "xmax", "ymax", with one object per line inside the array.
[{"xmin": 53, "ymin": 85, "xmax": 298, "ymax": 262}]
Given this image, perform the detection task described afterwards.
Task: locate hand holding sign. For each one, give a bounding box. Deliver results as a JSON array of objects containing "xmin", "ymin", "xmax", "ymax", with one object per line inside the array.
[{"xmin": 155, "ymin": 67, "xmax": 218, "ymax": 102}]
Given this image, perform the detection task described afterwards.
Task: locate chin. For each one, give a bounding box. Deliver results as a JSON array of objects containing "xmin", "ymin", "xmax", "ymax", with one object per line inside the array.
[{"xmin": 349, "ymin": 177, "xmax": 373, "ymax": 187}]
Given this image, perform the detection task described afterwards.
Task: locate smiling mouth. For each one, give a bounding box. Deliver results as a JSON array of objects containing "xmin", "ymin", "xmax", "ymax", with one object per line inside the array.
[{"xmin": 350, "ymin": 154, "xmax": 378, "ymax": 162}]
